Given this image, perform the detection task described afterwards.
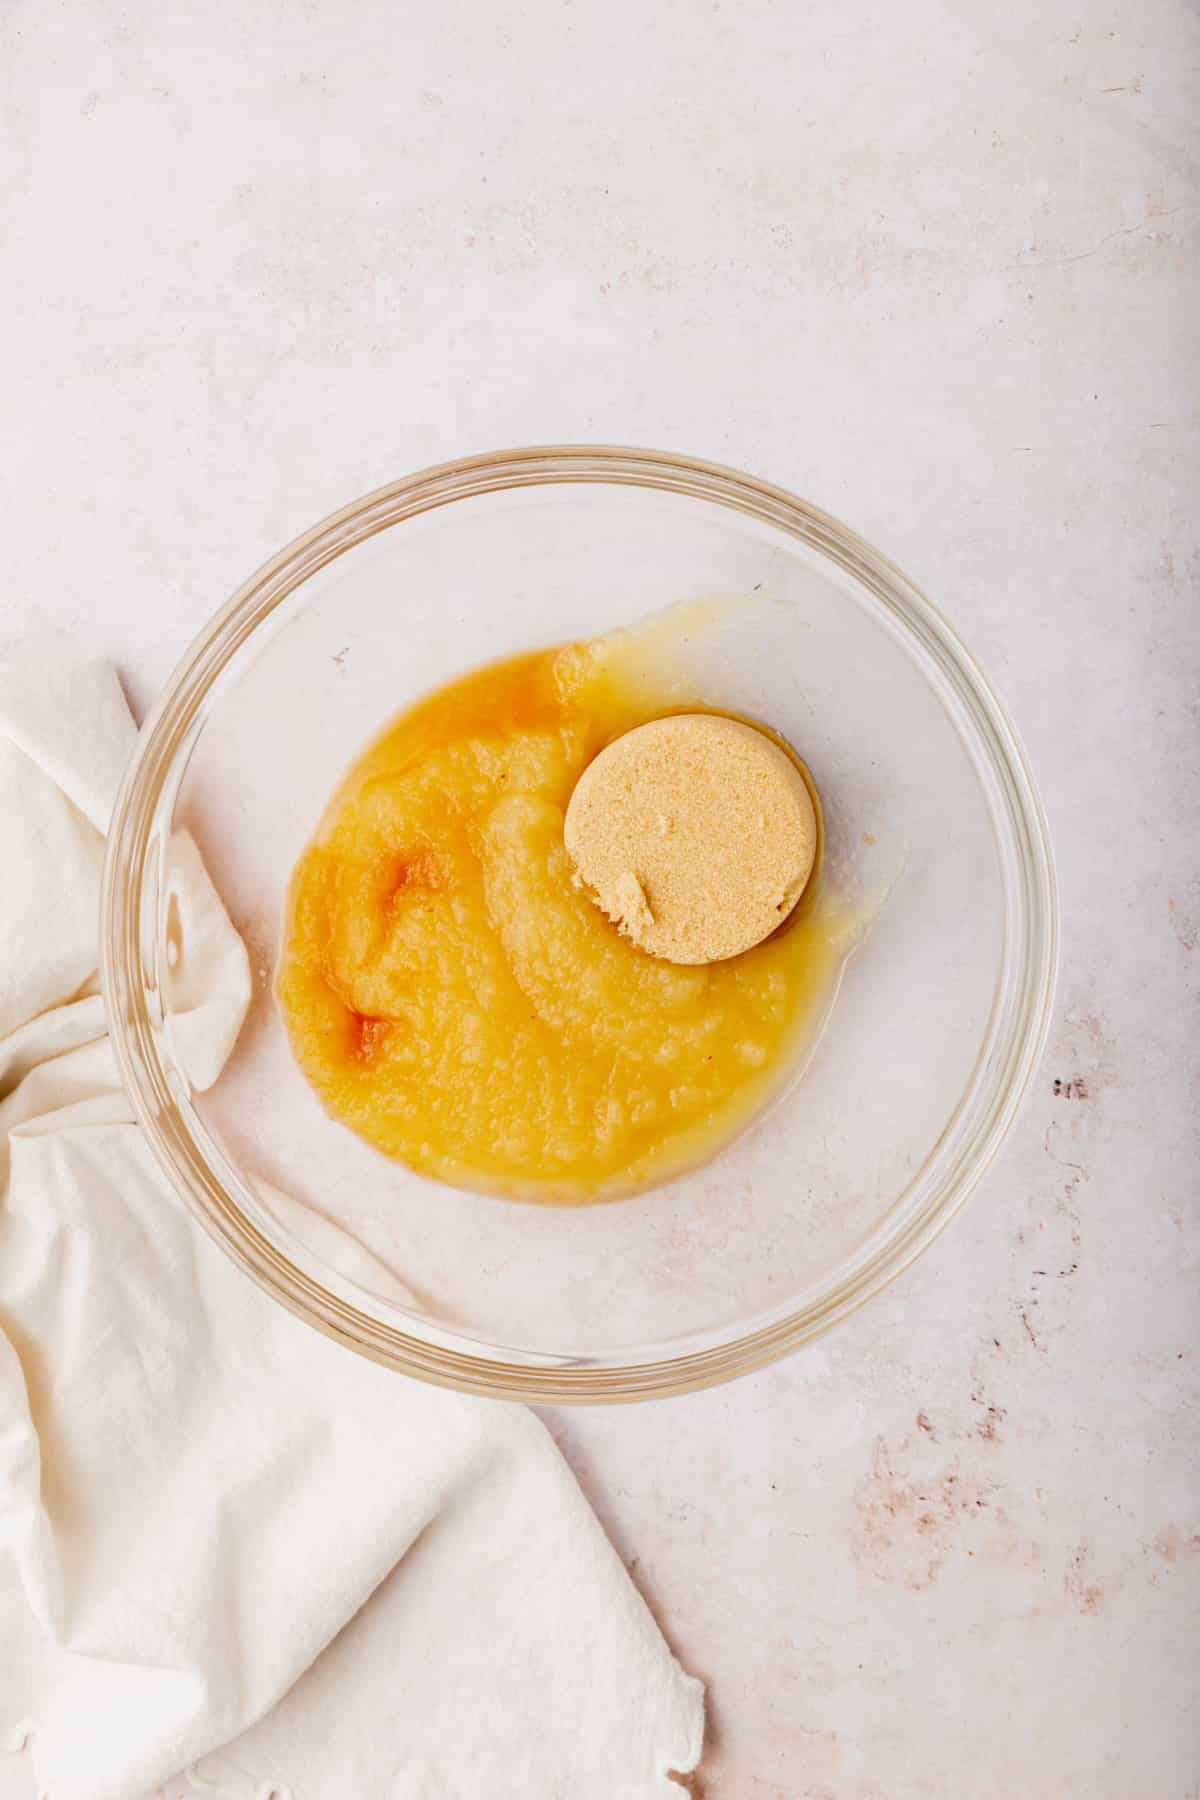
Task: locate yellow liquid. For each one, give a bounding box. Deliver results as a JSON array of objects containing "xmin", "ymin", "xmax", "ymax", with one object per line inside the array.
[{"xmin": 277, "ymin": 630, "xmax": 847, "ymax": 1201}]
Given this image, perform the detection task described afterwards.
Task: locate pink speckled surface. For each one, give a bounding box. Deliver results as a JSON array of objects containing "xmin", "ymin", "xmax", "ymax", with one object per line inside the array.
[{"xmin": 2, "ymin": 0, "xmax": 1197, "ymax": 1794}]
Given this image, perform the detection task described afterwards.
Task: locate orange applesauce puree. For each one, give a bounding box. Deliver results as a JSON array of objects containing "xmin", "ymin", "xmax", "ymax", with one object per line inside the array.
[{"xmin": 277, "ymin": 623, "xmax": 848, "ymax": 1201}]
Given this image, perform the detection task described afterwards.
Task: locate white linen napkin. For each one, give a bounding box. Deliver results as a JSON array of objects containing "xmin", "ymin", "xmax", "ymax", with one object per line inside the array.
[{"xmin": 0, "ymin": 661, "xmax": 703, "ymax": 1800}]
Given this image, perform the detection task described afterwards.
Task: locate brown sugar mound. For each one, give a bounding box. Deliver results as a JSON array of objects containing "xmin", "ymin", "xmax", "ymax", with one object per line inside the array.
[{"xmin": 563, "ymin": 713, "xmax": 818, "ymax": 964}]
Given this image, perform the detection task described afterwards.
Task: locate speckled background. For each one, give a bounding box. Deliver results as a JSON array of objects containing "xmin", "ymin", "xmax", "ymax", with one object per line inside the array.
[{"xmin": 2, "ymin": 0, "xmax": 1197, "ymax": 1794}]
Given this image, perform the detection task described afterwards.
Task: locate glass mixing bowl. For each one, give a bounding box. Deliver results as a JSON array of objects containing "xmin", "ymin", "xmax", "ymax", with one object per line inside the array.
[{"xmin": 101, "ymin": 447, "xmax": 1057, "ymax": 1401}]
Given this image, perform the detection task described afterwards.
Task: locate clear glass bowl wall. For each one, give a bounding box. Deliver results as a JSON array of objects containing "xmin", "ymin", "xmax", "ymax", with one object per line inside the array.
[{"xmin": 102, "ymin": 448, "xmax": 1057, "ymax": 1401}]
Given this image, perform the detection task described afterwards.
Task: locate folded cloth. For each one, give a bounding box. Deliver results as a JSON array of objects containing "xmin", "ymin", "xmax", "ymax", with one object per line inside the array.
[{"xmin": 0, "ymin": 662, "xmax": 703, "ymax": 1800}]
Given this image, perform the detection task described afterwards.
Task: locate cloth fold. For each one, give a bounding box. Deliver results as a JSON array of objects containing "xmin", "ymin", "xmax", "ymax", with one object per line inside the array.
[{"xmin": 0, "ymin": 661, "xmax": 703, "ymax": 1800}]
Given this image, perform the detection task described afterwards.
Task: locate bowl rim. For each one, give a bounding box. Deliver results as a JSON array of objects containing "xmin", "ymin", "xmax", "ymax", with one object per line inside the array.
[{"xmin": 101, "ymin": 444, "xmax": 1058, "ymax": 1403}]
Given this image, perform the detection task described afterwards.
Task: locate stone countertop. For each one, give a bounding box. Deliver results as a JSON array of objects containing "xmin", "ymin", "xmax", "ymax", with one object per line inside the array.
[{"xmin": 2, "ymin": 1, "xmax": 1196, "ymax": 1794}]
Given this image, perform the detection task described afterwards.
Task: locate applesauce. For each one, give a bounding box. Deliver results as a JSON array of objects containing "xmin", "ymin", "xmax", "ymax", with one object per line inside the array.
[{"xmin": 277, "ymin": 626, "xmax": 846, "ymax": 1201}]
